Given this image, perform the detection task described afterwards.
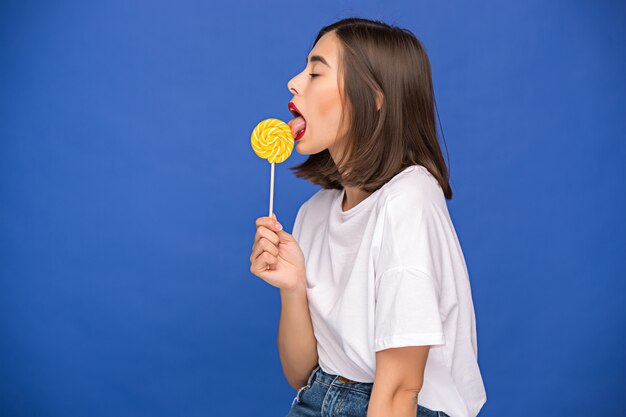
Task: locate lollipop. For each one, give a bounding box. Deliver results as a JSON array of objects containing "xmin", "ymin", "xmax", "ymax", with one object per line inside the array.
[{"xmin": 251, "ymin": 118, "xmax": 294, "ymax": 217}]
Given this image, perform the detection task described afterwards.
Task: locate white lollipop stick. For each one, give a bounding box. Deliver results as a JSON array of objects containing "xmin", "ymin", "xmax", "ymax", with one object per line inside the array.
[{"xmin": 269, "ymin": 162, "xmax": 275, "ymax": 218}]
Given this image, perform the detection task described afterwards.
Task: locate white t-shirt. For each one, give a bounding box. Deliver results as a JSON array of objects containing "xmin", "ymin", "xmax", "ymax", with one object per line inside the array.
[{"xmin": 292, "ymin": 164, "xmax": 487, "ymax": 417}]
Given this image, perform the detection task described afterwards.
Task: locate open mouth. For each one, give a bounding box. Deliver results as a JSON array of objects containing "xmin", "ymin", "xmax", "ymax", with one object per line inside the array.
[{"xmin": 288, "ymin": 107, "xmax": 307, "ymax": 140}]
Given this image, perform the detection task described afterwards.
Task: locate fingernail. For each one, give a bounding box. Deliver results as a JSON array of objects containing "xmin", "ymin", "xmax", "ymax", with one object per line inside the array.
[{"xmin": 275, "ymin": 222, "xmax": 282, "ymax": 231}]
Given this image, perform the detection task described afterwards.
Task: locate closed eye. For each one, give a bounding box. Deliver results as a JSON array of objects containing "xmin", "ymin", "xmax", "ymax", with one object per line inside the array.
[{"xmin": 309, "ymin": 73, "xmax": 320, "ymax": 78}]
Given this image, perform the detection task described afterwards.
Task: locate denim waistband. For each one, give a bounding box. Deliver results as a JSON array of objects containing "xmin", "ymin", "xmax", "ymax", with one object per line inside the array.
[
  {"xmin": 306, "ymin": 364, "xmax": 447, "ymax": 417},
  {"xmin": 310, "ymin": 364, "xmax": 374, "ymax": 394}
]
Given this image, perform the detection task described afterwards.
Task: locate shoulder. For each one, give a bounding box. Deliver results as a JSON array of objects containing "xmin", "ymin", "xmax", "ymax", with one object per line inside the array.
[
  {"xmin": 372, "ymin": 165, "xmax": 452, "ymax": 277},
  {"xmin": 378, "ymin": 164, "xmax": 445, "ymax": 212}
]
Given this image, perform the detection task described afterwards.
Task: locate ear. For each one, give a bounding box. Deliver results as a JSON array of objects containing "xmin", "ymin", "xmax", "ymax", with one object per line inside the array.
[{"xmin": 375, "ymin": 89, "xmax": 384, "ymax": 112}]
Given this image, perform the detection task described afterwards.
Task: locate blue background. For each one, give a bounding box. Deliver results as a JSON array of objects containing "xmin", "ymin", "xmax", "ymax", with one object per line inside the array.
[{"xmin": 1, "ymin": 1, "xmax": 624, "ymax": 416}]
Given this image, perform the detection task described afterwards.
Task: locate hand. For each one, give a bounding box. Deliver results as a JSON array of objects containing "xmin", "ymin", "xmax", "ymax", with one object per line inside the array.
[{"xmin": 249, "ymin": 214, "xmax": 306, "ymax": 292}]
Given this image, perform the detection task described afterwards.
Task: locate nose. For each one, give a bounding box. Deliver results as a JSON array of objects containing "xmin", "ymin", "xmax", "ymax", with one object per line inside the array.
[{"xmin": 287, "ymin": 75, "xmax": 299, "ymax": 95}]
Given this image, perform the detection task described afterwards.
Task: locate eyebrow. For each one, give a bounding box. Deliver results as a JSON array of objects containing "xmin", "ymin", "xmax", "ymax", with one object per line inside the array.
[{"xmin": 306, "ymin": 54, "xmax": 331, "ymax": 68}]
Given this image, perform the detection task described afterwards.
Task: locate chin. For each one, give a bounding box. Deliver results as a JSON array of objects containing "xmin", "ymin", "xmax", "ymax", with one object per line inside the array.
[{"xmin": 295, "ymin": 141, "xmax": 311, "ymax": 155}]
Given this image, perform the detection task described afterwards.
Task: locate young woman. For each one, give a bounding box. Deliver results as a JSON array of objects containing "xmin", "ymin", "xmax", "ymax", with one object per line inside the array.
[{"xmin": 250, "ymin": 17, "xmax": 487, "ymax": 417}]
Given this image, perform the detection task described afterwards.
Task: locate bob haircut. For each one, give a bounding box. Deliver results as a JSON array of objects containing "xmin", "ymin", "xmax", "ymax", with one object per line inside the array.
[{"xmin": 289, "ymin": 17, "xmax": 453, "ymax": 200}]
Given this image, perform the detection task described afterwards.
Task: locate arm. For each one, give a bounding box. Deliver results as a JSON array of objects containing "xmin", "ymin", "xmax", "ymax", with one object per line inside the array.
[
  {"xmin": 277, "ymin": 279, "xmax": 319, "ymax": 391},
  {"xmin": 367, "ymin": 345, "xmax": 430, "ymax": 417}
]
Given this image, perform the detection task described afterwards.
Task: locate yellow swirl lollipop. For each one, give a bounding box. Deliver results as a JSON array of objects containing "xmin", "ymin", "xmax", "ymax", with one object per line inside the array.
[
  {"xmin": 250, "ymin": 118, "xmax": 294, "ymax": 217},
  {"xmin": 251, "ymin": 118, "xmax": 294, "ymax": 163}
]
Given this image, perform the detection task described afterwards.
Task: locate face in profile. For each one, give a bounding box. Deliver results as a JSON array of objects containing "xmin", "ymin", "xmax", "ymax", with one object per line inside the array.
[{"xmin": 287, "ymin": 31, "xmax": 349, "ymax": 159}]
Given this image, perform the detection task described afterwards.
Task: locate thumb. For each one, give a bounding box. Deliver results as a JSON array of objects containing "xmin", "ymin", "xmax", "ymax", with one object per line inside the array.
[
  {"xmin": 271, "ymin": 213, "xmax": 293, "ymax": 241},
  {"xmin": 276, "ymin": 227, "xmax": 295, "ymax": 242}
]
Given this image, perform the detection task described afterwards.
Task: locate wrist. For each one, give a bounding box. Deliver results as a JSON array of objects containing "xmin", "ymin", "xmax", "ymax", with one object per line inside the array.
[{"xmin": 280, "ymin": 275, "xmax": 307, "ymax": 299}]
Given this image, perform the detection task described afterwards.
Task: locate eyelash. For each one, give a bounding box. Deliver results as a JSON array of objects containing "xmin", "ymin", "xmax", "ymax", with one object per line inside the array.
[{"xmin": 309, "ymin": 73, "xmax": 320, "ymax": 78}]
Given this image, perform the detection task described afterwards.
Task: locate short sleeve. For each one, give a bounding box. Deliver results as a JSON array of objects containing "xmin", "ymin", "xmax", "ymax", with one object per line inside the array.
[
  {"xmin": 374, "ymin": 266, "xmax": 445, "ymax": 351},
  {"xmin": 374, "ymin": 185, "xmax": 447, "ymax": 277},
  {"xmin": 373, "ymin": 187, "xmax": 447, "ymax": 351}
]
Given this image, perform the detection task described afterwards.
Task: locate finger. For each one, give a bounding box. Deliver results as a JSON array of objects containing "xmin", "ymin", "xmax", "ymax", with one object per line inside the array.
[
  {"xmin": 275, "ymin": 228, "xmax": 294, "ymax": 243},
  {"xmin": 255, "ymin": 225, "xmax": 280, "ymax": 246},
  {"xmin": 250, "ymin": 237, "xmax": 279, "ymax": 262},
  {"xmin": 252, "ymin": 251, "xmax": 277, "ymax": 273},
  {"xmin": 256, "ymin": 216, "xmax": 283, "ymax": 233}
]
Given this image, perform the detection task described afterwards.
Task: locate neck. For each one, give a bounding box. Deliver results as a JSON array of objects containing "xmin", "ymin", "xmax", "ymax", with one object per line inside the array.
[{"xmin": 342, "ymin": 186, "xmax": 372, "ymax": 212}]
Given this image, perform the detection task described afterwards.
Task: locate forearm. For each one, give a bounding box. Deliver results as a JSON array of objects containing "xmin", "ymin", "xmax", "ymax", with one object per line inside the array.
[
  {"xmin": 277, "ymin": 280, "xmax": 318, "ymax": 390},
  {"xmin": 367, "ymin": 388, "xmax": 419, "ymax": 417}
]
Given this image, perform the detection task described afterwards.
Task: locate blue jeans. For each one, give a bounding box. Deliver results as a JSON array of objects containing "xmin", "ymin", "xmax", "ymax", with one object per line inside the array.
[{"xmin": 286, "ymin": 364, "xmax": 451, "ymax": 417}]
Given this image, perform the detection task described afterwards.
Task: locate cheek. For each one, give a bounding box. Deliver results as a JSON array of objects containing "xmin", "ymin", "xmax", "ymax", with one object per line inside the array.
[{"xmin": 314, "ymin": 88, "xmax": 343, "ymax": 128}]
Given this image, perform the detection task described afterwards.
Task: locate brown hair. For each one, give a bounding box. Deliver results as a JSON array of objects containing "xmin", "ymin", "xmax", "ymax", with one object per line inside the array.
[{"xmin": 289, "ymin": 17, "xmax": 453, "ymax": 200}]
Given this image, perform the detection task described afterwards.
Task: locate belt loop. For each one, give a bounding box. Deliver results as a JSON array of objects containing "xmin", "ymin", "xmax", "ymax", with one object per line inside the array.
[{"xmin": 307, "ymin": 364, "xmax": 320, "ymax": 386}]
